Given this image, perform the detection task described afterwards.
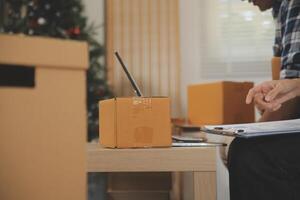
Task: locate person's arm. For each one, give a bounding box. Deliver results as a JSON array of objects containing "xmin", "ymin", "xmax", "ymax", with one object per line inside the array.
[
  {"xmin": 246, "ymin": 79, "xmax": 300, "ymax": 121},
  {"xmin": 250, "ymin": 1, "xmax": 300, "ymax": 121},
  {"xmin": 246, "ymin": 79, "xmax": 300, "ymax": 111}
]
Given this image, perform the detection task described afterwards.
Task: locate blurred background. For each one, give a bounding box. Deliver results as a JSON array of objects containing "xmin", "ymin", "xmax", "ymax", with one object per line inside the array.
[{"xmin": 0, "ymin": 0, "xmax": 274, "ymax": 199}]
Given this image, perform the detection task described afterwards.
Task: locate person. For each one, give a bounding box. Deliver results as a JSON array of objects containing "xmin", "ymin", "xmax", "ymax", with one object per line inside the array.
[{"xmin": 227, "ymin": 0, "xmax": 300, "ymax": 200}]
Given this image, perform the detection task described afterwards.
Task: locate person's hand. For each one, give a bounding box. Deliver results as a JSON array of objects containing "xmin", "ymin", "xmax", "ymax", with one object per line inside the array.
[
  {"xmin": 246, "ymin": 79, "xmax": 300, "ymax": 112},
  {"xmin": 252, "ymin": 92, "xmax": 277, "ymax": 114}
]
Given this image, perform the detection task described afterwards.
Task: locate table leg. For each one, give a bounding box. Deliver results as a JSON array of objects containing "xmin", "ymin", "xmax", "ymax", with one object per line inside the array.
[
  {"xmin": 193, "ymin": 171, "xmax": 216, "ymax": 200},
  {"xmin": 170, "ymin": 172, "xmax": 181, "ymax": 200}
]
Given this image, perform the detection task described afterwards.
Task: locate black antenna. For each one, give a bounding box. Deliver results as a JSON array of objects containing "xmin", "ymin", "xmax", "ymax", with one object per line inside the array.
[{"xmin": 114, "ymin": 51, "xmax": 143, "ymax": 97}]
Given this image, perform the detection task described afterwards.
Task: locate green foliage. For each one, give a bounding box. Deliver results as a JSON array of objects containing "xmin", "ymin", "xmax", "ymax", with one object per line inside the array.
[{"xmin": 0, "ymin": 0, "xmax": 113, "ymax": 141}]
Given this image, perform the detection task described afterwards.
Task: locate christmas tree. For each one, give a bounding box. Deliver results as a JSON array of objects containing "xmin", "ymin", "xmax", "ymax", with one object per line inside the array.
[{"xmin": 0, "ymin": 0, "xmax": 112, "ymax": 141}]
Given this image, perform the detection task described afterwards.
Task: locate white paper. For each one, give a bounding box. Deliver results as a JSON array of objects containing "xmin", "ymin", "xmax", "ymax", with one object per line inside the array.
[{"xmin": 204, "ymin": 119, "xmax": 300, "ymax": 137}]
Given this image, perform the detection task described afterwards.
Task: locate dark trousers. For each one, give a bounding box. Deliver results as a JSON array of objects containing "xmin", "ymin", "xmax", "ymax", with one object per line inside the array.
[{"xmin": 228, "ymin": 133, "xmax": 300, "ymax": 200}]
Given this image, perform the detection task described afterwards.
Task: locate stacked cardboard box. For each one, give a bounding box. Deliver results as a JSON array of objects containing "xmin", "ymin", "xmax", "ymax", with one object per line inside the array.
[{"xmin": 0, "ymin": 34, "xmax": 88, "ymax": 200}]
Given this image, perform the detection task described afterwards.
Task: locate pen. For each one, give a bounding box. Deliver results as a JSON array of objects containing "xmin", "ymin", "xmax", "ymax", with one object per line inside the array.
[{"xmin": 114, "ymin": 51, "xmax": 143, "ymax": 97}]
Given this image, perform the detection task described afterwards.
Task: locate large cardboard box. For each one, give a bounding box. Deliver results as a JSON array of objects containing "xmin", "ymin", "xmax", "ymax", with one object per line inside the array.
[
  {"xmin": 0, "ymin": 34, "xmax": 88, "ymax": 200},
  {"xmin": 100, "ymin": 97, "xmax": 172, "ymax": 148},
  {"xmin": 188, "ymin": 81, "xmax": 254, "ymax": 125}
]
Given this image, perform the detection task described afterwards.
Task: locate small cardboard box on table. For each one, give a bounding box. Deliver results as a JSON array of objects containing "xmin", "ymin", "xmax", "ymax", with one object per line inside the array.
[
  {"xmin": 100, "ymin": 97, "xmax": 172, "ymax": 200},
  {"xmin": 99, "ymin": 97, "xmax": 172, "ymax": 148},
  {"xmin": 188, "ymin": 81, "xmax": 255, "ymax": 125},
  {"xmin": 0, "ymin": 34, "xmax": 88, "ymax": 200}
]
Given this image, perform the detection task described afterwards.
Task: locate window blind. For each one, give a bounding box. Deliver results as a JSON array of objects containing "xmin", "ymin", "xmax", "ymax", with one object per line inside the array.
[{"xmin": 200, "ymin": 0, "xmax": 274, "ymax": 78}]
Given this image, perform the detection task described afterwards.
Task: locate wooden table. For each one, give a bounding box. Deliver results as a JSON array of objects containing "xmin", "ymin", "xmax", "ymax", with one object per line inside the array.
[{"xmin": 87, "ymin": 143, "xmax": 217, "ymax": 200}]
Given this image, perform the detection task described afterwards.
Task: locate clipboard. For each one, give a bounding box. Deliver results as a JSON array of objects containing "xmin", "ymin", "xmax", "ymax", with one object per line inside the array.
[
  {"xmin": 172, "ymin": 142, "xmax": 226, "ymax": 147},
  {"xmin": 202, "ymin": 119, "xmax": 300, "ymax": 138}
]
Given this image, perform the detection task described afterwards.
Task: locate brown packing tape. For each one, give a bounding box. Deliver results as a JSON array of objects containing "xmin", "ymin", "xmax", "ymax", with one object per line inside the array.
[{"xmin": 131, "ymin": 97, "xmax": 154, "ymax": 146}]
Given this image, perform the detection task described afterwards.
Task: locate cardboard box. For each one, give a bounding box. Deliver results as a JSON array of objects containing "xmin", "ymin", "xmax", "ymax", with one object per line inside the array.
[
  {"xmin": 188, "ymin": 81, "xmax": 254, "ymax": 125},
  {"xmin": 100, "ymin": 97, "xmax": 172, "ymax": 148},
  {"xmin": 0, "ymin": 34, "xmax": 88, "ymax": 200},
  {"xmin": 272, "ymin": 57, "xmax": 281, "ymax": 80}
]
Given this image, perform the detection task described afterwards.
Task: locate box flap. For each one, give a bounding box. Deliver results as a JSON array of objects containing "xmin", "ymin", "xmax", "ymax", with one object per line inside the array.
[
  {"xmin": 99, "ymin": 99, "xmax": 117, "ymax": 148},
  {"xmin": 0, "ymin": 34, "xmax": 88, "ymax": 70}
]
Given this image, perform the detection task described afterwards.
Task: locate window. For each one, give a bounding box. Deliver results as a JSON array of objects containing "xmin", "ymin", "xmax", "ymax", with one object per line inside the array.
[{"xmin": 199, "ymin": 0, "xmax": 274, "ymax": 78}]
